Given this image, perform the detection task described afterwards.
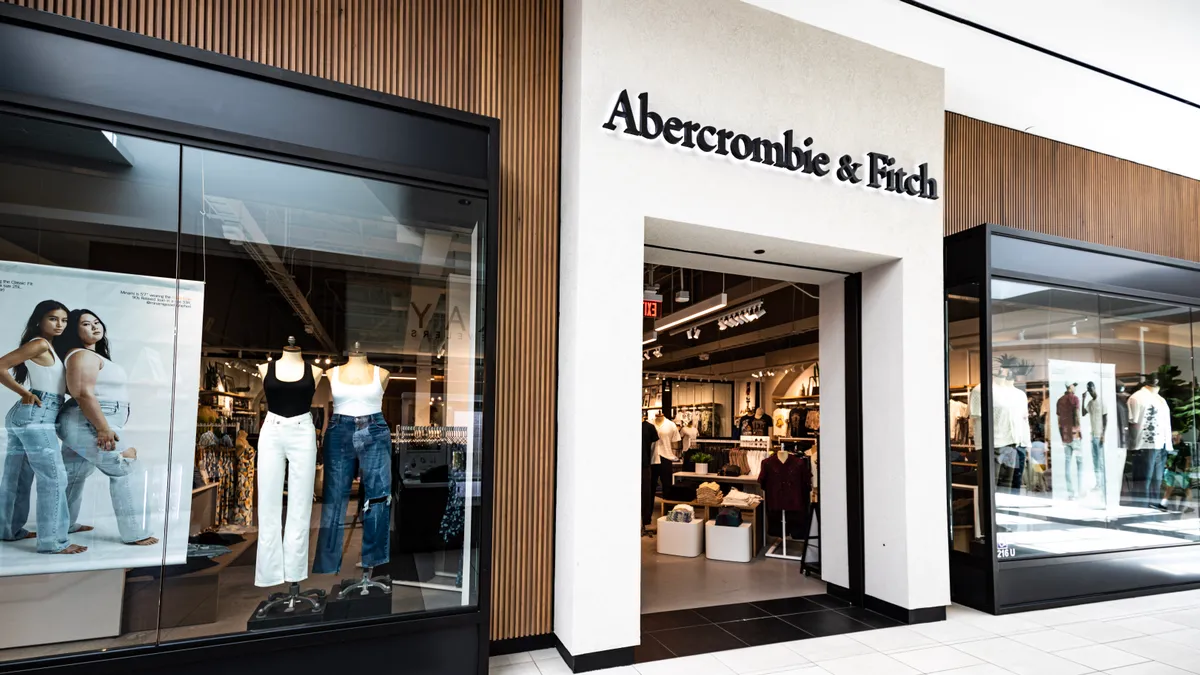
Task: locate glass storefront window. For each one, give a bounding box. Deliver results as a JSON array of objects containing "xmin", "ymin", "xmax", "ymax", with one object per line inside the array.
[
  {"xmin": 0, "ymin": 113, "xmax": 487, "ymax": 661},
  {"xmin": 946, "ymin": 284, "xmax": 984, "ymax": 556},
  {"xmin": 987, "ymin": 279, "xmax": 1197, "ymax": 559}
]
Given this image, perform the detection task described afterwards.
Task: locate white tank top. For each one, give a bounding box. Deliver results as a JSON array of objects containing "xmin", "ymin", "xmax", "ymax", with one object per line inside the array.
[
  {"xmin": 330, "ymin": 365, "xmax": 384, "ymax": 417},
  {"xmin": 66, "ymin": 349, "xmax": 129, "ymax": 403},
  {"xmin": 24, "ymin": 339, "xmax": 66, "ymax": 395}
]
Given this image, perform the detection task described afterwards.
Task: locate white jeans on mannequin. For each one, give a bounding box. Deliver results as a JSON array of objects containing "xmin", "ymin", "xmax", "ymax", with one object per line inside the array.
[{"xmin": 255, "ymin": 411, "xmax": 317, "ymax": 587}]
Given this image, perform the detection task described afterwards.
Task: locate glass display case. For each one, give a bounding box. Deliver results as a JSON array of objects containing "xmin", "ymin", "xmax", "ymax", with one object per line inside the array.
[{"xmin": 945, "ymin": 225, "xmax": 1200, "ymax": 613}]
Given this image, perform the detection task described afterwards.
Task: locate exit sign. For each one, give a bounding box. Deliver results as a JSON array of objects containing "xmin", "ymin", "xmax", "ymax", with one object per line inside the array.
[{"xmin": 643, "ymin": 300, "xmax": 660, "ymax": 318}]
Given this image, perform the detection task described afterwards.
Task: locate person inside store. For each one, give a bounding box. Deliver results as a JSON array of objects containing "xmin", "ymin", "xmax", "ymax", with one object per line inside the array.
[
  {"xmin": 1127, "ymin": 372, "xmax": 1172, "ymax": 511},
  {"xmin": 57, "ymin": 309, "xmax": 158, "ymax": 546},
  {"xmin": 0, "ymin": 300, "xmax": 88, "ymax": 554},
  {"xmin": 641, "ymin": 414, "xmax": 659, "ymax": 538}
]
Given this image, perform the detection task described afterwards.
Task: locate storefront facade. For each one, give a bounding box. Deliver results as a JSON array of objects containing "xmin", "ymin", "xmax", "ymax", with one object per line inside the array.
[{"xmin": 556, "ymin": 0, "xmax": 949, "ymax": 667}]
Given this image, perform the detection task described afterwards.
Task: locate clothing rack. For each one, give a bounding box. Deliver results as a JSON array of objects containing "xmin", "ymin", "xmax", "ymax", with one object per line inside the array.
[{"xmin": 396, "ymin": 425, "xmax": 469, "ymax": 445}]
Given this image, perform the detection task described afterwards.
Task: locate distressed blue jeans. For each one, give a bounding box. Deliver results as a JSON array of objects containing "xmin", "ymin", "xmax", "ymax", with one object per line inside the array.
[
  {"xmin": 0, "ymin": 392, "xmax": 71, "ymax": 553},
  {"xmin": 313, "ymin": 412, "xmax": 392, "ymax": 574},
  {"xmin": 57, "ymin": 400, "xmax": 152, "ymax": 544}
]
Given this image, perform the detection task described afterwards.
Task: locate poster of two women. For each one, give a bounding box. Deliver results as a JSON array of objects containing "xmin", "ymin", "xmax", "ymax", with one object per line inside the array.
[{"xmin": 0, "ymin": 261, "xmax": 204, "ymax": 576}]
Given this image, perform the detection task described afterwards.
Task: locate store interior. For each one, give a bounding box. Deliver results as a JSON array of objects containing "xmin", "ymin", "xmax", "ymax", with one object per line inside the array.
[
  {"xmin": 639, "ymin": 261, "xmax": 831, "ymax": 634},
  {"xmin": 0, "ymin": 113, "xmax": 484, "ymax": 660},
  {"xmin": 947, "ymin": 279, "xmax": 1200, "ymax": 562}
]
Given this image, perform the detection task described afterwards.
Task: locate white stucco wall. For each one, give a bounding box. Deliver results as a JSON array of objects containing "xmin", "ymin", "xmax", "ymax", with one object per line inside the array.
[{"xmin": 558, "ymin": 0, "xmax": 948, "ymax": 656}]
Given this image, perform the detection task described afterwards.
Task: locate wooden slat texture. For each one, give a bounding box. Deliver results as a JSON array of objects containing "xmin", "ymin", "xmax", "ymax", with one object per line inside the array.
[
  {"xmin": 4, "ymin": 0, "xmax": 559, "ymax": 641},
  {"xmin": 946, "ymin": 112, "xmax": 1200, "ymax": 261}
]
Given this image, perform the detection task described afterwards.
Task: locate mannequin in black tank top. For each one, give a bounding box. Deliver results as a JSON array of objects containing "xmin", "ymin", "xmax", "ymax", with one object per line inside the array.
[{"xmin": 263, "ymin": 359, "xmax": 316, "ymax": 417}]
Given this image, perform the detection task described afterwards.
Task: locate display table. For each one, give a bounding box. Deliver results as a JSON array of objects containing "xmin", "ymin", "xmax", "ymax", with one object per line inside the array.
[
  {"xmin": 671, "ymin": 471, "xmax": 762, "ymax": 487},
  {"xmin": 656, "ymin": 516, "xmax": 704, "ymax": 557},
  {"xmin": 660, "ymin": 499, "xmax": 762, "ymax": 556},
  {"xmin": 706, "ymin": 521, "xmax": 753, "ymax": 562}
]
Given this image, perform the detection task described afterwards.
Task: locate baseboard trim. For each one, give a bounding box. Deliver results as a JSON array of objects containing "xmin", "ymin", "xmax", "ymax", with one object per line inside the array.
[
  {"xmin": 490, "ymin": 633, "xmax": 555, "ymax": 656},
  {"xmin": 826, "ymin": 582, "xmax": 856, "ymax": 604},
  {"xmin": 554, "ymin": 635, "xmax": 635, "ymax": 674},
  {"xmin": 864, "ymin": 594, "xmax": 946, "ymax": 625}
]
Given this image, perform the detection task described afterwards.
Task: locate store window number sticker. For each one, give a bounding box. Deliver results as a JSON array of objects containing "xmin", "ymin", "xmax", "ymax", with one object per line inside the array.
[{"xmin": 997, "ymin": 544, "xmax": 1016, "ymax": 559}]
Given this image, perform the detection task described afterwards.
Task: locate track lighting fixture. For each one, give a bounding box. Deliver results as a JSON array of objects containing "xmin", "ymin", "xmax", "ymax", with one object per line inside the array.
[
  {"xmin": 1071, "ymin": 322, "xmax": 1078, "ymax": 335},
  {"xmin": 714, "ymin": 301, "xmax": 765, "ymax": 332}
]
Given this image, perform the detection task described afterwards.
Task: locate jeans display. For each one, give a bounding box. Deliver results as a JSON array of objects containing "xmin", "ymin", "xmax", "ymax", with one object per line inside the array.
[
  {"xmin": 1061, "ymin": 439, "xmax": 1084, "ymax": 499},
  {"xmin": 255, "ymin": 411, "xmax": 318, "ymax": 587},
  {"xmin": 1091, "ymin": 438, "xmax": 1106, "ymax": 496},
  {"xmin": 993, "ymin": 445, "xmax": 1026, "ymax": 493},
  {"xmin": 313, "ymin": 412, "xmax": 392, "ymax": 574},
  {"xmin": 0, "ymin": 392, "xmax": 70, "ymax": 553},
  {"xmin": 1130, "ymin": 446, "xmax": 1169, "ymax": 508},
  {"xmin": 57, "ymin": 399, "xmax": 151, "ymax": 544}
]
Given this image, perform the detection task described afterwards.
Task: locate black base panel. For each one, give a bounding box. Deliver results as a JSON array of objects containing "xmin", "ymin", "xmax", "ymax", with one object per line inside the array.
[
  {"xmin": 491, "ymin": 633, "xmax": 555, "ymax": 656},
  {"xmin": 554, "ymin": 634, "xmax": 635, "ymax": 674},
  {"xmin": 864, "ymin": 595, "xmax": 946, "ymax": 625},
  {"xmin": 246, "ymin": 599, "xmax": 327, "ymax": 630},
  {"xmin": 322, "ymin": 584, "xmax": 391, "ymax": 621}
]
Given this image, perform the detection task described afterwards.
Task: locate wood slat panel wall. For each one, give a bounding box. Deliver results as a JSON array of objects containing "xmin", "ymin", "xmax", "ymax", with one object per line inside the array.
[
  {"xmin": 946, "ymin": 112, "xmax": 1200, "ymax": 262},
  {"xmin": 3, "ymin": 0, "xmax": 559, "ymax": 641}
]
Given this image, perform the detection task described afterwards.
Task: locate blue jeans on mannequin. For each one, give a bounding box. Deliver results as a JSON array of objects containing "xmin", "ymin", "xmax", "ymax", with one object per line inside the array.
[
  {"xmin": 313, "ymin": 412, "xmax": 392, "ymax": 574},
  {"xmin": 57, "ymin": 399, "xmax": 152, "ymax": 544},
  {"xmin": 0, "ymin": 392, "xmax": 71, "ymax": 553}
]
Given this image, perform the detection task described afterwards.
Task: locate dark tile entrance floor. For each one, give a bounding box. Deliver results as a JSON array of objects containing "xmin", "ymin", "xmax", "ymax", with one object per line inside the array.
[{"xmin": 637, "ymin": 594, "xmax": 901, "ymax": 663}]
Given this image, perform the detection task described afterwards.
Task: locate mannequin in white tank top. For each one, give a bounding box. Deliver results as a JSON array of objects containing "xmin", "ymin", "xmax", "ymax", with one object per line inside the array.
[{"xmin": 326, "ymin": 351, "xmax": 390, "ymax": 419}]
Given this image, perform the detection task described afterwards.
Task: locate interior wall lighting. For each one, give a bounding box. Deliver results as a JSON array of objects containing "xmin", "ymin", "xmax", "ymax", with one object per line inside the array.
[
  {"xmin": 643, "ymin": 330, "xmax": 658, "ymax": 345},
  {"xmin": 654, "ymin": 293, "xmax": 728, "ymax": 332}
]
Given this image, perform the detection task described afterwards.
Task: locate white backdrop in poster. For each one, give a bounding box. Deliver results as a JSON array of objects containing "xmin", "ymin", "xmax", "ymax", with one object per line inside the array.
[
  {"xmin": 0, "ymin": 262, "xmax": 203, "ymax": 576},
  {"xmin": 1047, "ymin": 359, "xmax": 1121, "ymax": 508}
]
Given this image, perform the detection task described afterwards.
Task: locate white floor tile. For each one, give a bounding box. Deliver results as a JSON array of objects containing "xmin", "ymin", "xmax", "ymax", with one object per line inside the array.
[
  {"xmin": 934, "ymin": 665, "xmax": 1017, "ymax": 675},
  {"xmin": 1022, "ymin": 607, "xmax": 1090, "ymax": 627},
  {"xmin": 953, "ymin": 637, "xmax": 1094, "ymax": 675},
  {"xmin": 530, "ymin": 648, "xmax": 562, "ymax": 661},
  {"xmin": 955, "ymin": 613, "xmax": 1044, "ymax": 636},
  {"xmin": 849, "ymin": 626, "xmax": 939, "ymax": 654},
  {"xmin": 783, "ymin": 635, "xmax": 877, "ymax": 662},
  {"xmin": 1105, "ymin": 662, "xmax": 1196, "ymax": 675},
  {"xmin": 1108, "ymin": 636, "xmax": 1200, "ymax": 674},
  {"xmin": 1157, "ymin": 628, "xmax": 1200, "ymax": 650},
  {"xmin": 588, "ymin": 668, "xmax": 640, "ymax": 675},
  {"xmin": 491, "ymin": 663, "xmax": 541, "ymax": 675},
  {"xmin": 1009, "ymin": 629, "xmax": 1096, "ymax": 652},
  {"xmin": 1107, "ymin": 617, "xmax": 1194, "ymax": 636},
  {"xmin": 908, "ymin": 620, "xmax": 996, "ymax": 645},
  {"xmin": 818, "ymin": 652, "xmax": 921, "ymax": 675},
  {"xmin": 1057, "ymin": 644, "xmax": 1148, "ymax": 670},
  {"xmin": 635, "ymin": 653, "xmax": 737, "ymax": 675},
  {"xmin": 535, "ymin": 658, "xmax": 573, "ymax": 675},
  {"xmin": 713, "ymin": 645, "xmax": 810, "ymax": 674},
  {"xmin": 1057, "ymin": 620, "xmax": 1144, "ymax": 644},
  {"xmin": 1158, "ymin": 610, "xmax": 1200, "ymax": 630},
  {"xmin": 889, "ymin": 646, "xmax": 985, "ymax": 673},
  {"xmin": 760, "ymin": 668, "xmax": 833, "ymax": 675}
]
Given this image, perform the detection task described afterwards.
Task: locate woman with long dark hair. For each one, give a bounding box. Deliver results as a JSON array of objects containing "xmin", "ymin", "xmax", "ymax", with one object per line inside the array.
[
  {"xmin": 56, "ymin": 309, "xmax": 157, "ymax": 546},
  {"xmin": 0, "ymin": 300, "xmax": 85, "ymax": 554}
]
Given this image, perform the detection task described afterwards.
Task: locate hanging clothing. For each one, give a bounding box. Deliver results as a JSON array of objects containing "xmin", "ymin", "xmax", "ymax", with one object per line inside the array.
[
  {"xmin": 232, "ymin": 433, "xmax": 256, "ymax": 526},
  {"xmin": 757, "ymin": 452, "xmax": 811, "ymax": 511}
]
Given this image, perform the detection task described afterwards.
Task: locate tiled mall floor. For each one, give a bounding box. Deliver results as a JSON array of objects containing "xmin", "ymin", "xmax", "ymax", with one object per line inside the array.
[{"xmin": 491, "ymin": 588, "xmax": 1200, "ymax": 675}]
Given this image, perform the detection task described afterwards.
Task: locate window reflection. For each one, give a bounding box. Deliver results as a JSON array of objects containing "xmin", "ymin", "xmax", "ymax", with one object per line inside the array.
[{"xmin": 987, "ymin": 280, "xmax": 1198, "ymax": 559}]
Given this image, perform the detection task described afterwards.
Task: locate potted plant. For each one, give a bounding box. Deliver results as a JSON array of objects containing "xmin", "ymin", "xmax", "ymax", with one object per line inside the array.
[{"xmin": 690, "ymin": 451, "xmax": 713, "ymax": 475}]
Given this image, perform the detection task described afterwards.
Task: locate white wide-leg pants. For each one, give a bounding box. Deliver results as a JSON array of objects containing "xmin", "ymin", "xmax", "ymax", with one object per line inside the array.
[{"xmin": 255, "ymin": 411, "xmax": 317, "ymax": 587}]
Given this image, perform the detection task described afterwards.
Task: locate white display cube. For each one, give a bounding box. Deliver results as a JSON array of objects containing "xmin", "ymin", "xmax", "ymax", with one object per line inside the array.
[
  {"xmin": 705, "ymin": 520, "xmax": 752, "ymax": 562},
  {"xmin": 656, "ymin": 516, "xmax": 704, "ymax": 557}
]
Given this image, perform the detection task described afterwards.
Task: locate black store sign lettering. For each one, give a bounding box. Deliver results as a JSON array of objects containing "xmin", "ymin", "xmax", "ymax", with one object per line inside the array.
[{"xmin": 602, "ymin": 89, "xmax": 938, "ymax": 200}]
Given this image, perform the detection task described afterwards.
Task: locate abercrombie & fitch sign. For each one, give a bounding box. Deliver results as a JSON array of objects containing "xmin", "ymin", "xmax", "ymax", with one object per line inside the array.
[{"xmin": 602, "ymin": 89, "xmax": 939, "ymax": 201}]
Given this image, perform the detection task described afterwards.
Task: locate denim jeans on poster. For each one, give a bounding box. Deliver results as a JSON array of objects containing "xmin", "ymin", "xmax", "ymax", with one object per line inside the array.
[
  {"xmin": 57, "ymin": 399, "xmax": 152, "ymax": 544},
  {"xmin": 313, "ymin": 412, "xmax": 392, "ymax": 574},
  {"xmin": 1091, "ymin": 437, "xmax": 1106, "ymax": 496},
  {"xmin": 1063, "ymin": 439, "xmax": 1084, "ymax": 499},
  {"xmin": 0, "ymin": 392, "xmax": 72, "ymax": 553}
]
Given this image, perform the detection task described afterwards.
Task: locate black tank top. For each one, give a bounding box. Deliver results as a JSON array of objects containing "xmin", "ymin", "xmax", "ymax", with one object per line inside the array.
[{"xmin": 264, "ymin": 359, "xmax": 316, "ymax": 417}]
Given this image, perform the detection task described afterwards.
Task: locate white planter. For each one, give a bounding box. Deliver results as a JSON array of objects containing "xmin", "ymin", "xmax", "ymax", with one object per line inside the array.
[{"xmin": 694, "ymin": 463, "xmax": 709, "ymax": 475}]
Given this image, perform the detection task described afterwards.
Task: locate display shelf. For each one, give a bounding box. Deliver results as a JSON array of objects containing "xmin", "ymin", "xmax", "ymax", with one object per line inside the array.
[{"xmin": 200, "ymin": 390, "xmax": 253, "ymax": 400}]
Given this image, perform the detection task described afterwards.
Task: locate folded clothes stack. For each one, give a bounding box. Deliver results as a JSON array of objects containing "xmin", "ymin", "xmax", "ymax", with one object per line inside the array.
[
  {"xmin": 696, "ymin": 481, "xmax": 724, "ymax": 505},
  {"xmin": 722, "ymin": 488, "xmax": 762, "ymax": 508},
  {"xmin": 667, "ymin": 504, "xmax": 694, "ymax": 523}
]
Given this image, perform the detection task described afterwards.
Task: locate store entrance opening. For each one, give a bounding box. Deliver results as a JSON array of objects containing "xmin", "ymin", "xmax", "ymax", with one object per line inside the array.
[{"xmin": 638, "ymin": 246, "xmax": 868, "ymax": 660}]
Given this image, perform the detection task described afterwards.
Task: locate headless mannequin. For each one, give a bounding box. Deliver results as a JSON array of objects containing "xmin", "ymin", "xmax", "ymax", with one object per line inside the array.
[
  {"xmin": 257, "ymin": 342, "xmax": 323, "ymax": 383},
  {"xmin": 323, "ymin": 342, "xmax": 393, "ymax": 598},
  {"xmin": 254, "ymin": 337, "xmax": 325, "ymax": 618}
]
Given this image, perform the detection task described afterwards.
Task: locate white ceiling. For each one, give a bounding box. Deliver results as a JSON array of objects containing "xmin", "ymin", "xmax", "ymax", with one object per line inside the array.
[{"xmin": 743, "ymin": 0, "xmax": 1200, "ymax": 181}]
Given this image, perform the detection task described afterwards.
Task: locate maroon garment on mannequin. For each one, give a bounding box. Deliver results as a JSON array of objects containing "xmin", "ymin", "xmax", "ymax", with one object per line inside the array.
[{"xmin": 757, "ymin": 452, "xmax": 811, "ymax": 511}]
